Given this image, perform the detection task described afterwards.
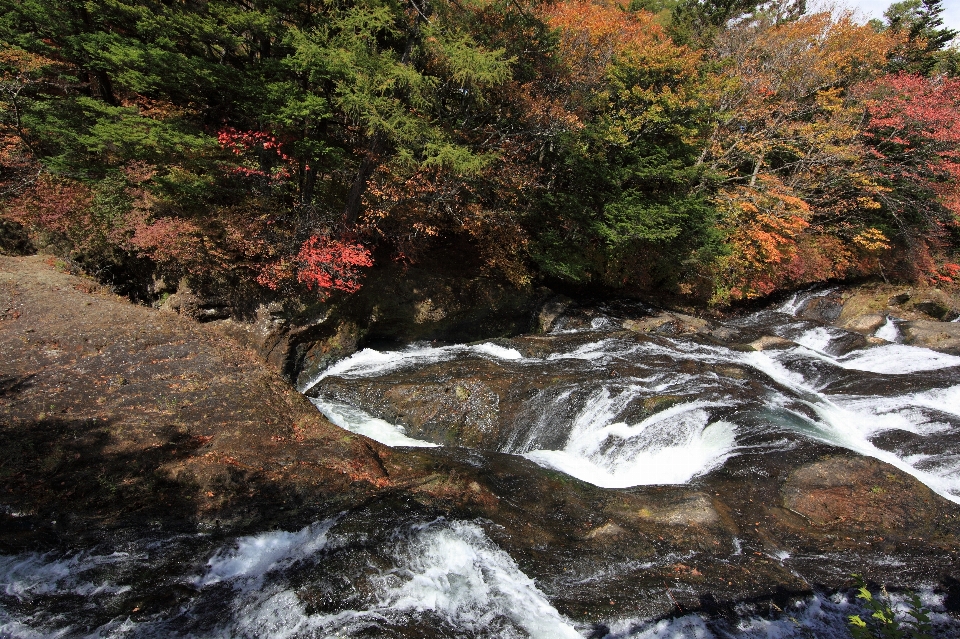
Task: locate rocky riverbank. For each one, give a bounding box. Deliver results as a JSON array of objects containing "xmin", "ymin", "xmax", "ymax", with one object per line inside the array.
[{"xmin": 3, "ymin": 255, "xmax": 960, "ymax": 635}]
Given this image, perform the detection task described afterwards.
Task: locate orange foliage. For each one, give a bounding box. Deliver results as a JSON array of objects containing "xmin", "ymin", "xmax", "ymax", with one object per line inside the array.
[
  {"xmin": 543, "ymin": 1, "xmax": 701, "ymax": 100},
  {"xmin": 704, "ymin": 11, "xmax": 903, "ymax": 301}
]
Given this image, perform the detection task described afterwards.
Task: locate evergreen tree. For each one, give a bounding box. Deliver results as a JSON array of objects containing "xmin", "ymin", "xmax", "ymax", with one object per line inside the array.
[{"xmin": 883, "ymin": 0, "xmax": 958, "ymax": 74}]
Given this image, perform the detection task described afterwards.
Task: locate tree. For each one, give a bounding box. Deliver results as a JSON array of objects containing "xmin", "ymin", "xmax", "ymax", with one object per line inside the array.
[
  {"xmin": 858, "ymin": 72, "xmax": 960, "ymax": 280},
  {"xmin": 882, "ymin": 0, "xmax": 958, "ymax": 74},
  {"xmin": 700, "ymin": 11, "xmax": 898, "ymax": 300},
  {"xmin": 527, "ymin": 0, "xmax": 718, "ymax": 291}
]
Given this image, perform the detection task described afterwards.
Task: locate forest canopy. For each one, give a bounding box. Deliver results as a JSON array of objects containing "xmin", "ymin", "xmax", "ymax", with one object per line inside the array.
[{"xmin": 1, "ymin": 0, "xmax": 958, "ymax": 304}]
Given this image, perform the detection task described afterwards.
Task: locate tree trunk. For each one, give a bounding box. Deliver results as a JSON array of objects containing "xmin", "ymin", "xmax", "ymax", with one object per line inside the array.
[{"xmin": 341, "ymin": 133, "xmax": 385, "ymax": 226}]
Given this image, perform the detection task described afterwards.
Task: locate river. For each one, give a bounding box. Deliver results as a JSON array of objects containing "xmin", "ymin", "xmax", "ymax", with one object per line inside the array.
[{"xmin": 3, "ymin": 290, "xmax": 960, "ymax": 637}]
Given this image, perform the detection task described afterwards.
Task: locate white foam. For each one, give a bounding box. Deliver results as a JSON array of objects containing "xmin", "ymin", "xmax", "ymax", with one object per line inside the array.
[
  {"xmin": 744, "ymin": 351, "xmax": 960, "ymax": 503},
  {"xmin": 603, "ymin": 613, "xmax": 715, "ymax": 638},
  {"xmin": 741, "ymin": 351, "xmax": 813, "ymax": 392},
  {"xmin": 195, "ymin": 519, "xmax": 336, "ymax": 587},
  {"xmin": 547, "ymin": 339, "xmax": 623, "ymax": 362},
  {"xmin": 522, "ymin": 391, "xmax": 737, "ymax": 487},
  {"xmin": 792, "ymin": 326, "xmax": 841, "ymax": 353},
  {"xmin": 0, "ymin": 551, "xmax": 131, "ymax": 598},
  {"xmin": 777, "ymin": 288, "xmax": 834, "ymax": 317},
  {"xmin": 194, "ymin": 519, "xmax": 580, "ymax": 639},
  {"xmin": 874, "ymin": 316, "xmax": 900, "ymax": 342},
  {"xmin": 470, "ymin": 342, "xmax": 524, "ymax": 360},
  {"xmin": 606, "ymin": 588, "xmax": 960, "ymax": 639},
  {"xmin": 0, "ymin": 614, "xmax": 54, "ymax": 639},
  {"xmin": 780, "ymin": 401, "xmax": 960, "ymax": 504},
  {"xmin": 300, "ymin": 342, "xmax": 524, "ymax": 392},
  {"xmin": 834, "ymin": 344, "xmax": 960, "ymax": 374},
  {"xmin": 375, "ymin": 521, "xmax": 581, "ymax": 639},
  {"xmin": 310, "ymin": 397, "xmax": 438, "ymax": 448},
  {"xmin": 778, "ymin": 292, "xmax": 803, "ymax": 316},
  {"xmin": 835, "ymin": 385, "xmax": 960, "ymax": 435}
]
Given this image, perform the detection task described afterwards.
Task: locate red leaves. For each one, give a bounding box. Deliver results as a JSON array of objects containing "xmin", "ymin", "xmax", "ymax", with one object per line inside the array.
[
  {"xmin": 216, "ymin": 127, "xmax": 293, "ymax": 163},
  {"xmin": 256, "ymin": 234, "xmax": 373, "ymax": 297},
  {"xmin": 4, "ymin": 175, "xmax": 93, "ymax": 235},
  {"xmin": 296, "ymin": 235, "xmax": 373, "ymax": 294},
  {"xmin": 862, "ymin": 73, "xmax": 960, "ymax": 216},
  {"xmin": 216, "ymin": 127, "xmax": 296, "ymax": 183}
]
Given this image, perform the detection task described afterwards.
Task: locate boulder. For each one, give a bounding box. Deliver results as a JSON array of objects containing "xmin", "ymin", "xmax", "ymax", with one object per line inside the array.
[
  {"xmin": 797, "ymin": 293, "xmax": 844, "ymax": 323},
  {"xmin": 914, "ymin": 299, "xmax": 959, "ymax": 322},
  {"xmin": 839, "ymin": 312, "xmax": 886, "ymax": 335},
  {"xmin": 900, "ymin": 320, "xmax": 960, "ymax": 354},
  {"xmin": 747, "ymin": 335, "xmax": 794, "ymax": 351}
]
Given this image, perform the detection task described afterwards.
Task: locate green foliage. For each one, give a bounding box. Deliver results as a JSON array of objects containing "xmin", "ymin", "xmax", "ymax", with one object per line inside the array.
[
  {"xmin": 881, "ymin": 0, "xmax": 958, "ymax": 74},
  {"xmin": 848, "ymin": 575, "xmax": 935, "ymax": 639},
  {"xmin": 0, "ymin": 0, "xmax": 958, "ymax": 303}
]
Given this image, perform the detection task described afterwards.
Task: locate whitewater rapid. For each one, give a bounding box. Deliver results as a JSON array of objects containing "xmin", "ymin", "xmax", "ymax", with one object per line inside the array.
[{"xmin": 305, "ymin": 300, "xmax": 960, "ymax": 504}]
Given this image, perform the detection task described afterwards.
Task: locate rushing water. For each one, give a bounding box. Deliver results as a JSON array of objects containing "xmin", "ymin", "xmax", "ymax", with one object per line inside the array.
[
  {"xmin": 305, "ymin": 295, "xmax": 960, "ymax": 505},
  {"xmin": 5, "ymin": 291, "xmax": 960, "ymax": 637},
  {"xmin": 3, "ymin": 516, "xmax": 958, "ymax": 639}
]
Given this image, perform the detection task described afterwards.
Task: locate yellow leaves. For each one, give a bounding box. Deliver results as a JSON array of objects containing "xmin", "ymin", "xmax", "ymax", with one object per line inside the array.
[
  {"xmin": 542, "ymin": 1, "xmax": 698, "ymax": 94},
  {"xmin": 0, "ymin": 46, "xmax": 64, "ymax": 79},
  {"xmin": 412, "ymin": 222, "xmax": 438, "ymax": 237},
  {"xmin": 851, "ymin": 228, "xmax": 890, "ymax": 252}
]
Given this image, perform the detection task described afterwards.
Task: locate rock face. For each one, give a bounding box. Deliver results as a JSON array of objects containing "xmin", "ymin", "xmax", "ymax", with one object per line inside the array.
[
  {"xmin": 216, "ymin": 263, "xmax": 551, "ymax": 387},
  {"xmin": 0, "ymin": 255, "xmax": 394, "ymax": 544},
  {"xmin": 900, "ymin": 320, "xmax": 960, "ymax": 354},
  {"xmin": 795, "ymin": 283, "xmax": 960, "ymax": 353},
  {"xmin": 4, "ymin": 255, "xmax": 960, "ymax": 633}
]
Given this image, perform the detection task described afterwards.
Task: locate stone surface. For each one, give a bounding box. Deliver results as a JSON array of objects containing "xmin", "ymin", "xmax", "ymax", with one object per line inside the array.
[
  {"xmin": 622, "ymin": 311, "xmax": 712, "ymax": 335},
  {"xmin": 3, "ymin": 256, "xmax": 960, "ymax": 626},
  {"xmin": 220, "ymin": 263, "xmax": 551, "ymax": 385},
  {"xmin": 839, "ymin": 312, "xmax": 887, "ymax": 335},
  {"xmin": 901, "ymin": 319, "xmax": 960, "ymax": 354},
  {"xmin": 826, "ymin": 283, "xmax": 960, "ymax": 353},
  {"xmin": 747, "ymin": 335, "xmax": 795, "ymax": 351},
  {"xmin": 0, "ymin": 255, "xmax": 392, "ymax": 544}
]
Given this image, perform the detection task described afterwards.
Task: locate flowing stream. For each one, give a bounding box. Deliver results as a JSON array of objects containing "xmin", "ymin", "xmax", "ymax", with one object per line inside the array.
[
  {"xmin": 4, "ymin": 292, "xmax": 960, "ymax": 637},
  {"xmin": 305, "ymin": 296, "xmax": 960, "ymax": 505}
]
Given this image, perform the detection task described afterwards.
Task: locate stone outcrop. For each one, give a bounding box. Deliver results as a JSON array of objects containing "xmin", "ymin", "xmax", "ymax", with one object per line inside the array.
[
  {"xmin": 794, "ymin": 283, "xmax": 960, "ymax": 353},
  {"xmin": 211, "ymin": 263, "xmax": 551, "ymax": 387},
  {"xmin": 4, "ymin": 255, "xmax": 960, "ymax": 627}
]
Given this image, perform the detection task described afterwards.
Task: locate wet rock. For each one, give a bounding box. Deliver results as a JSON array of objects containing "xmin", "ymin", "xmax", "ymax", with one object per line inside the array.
[
  {"xmin": 797, "ymin": 293, "xmax": 844, "ymax": 323},
  {"xmin": 900, "ymin": 320, "xmax": 960, "ymax": 354},
  {"xmin": 318, "ymin": 360, "xmax": 518, "ymax": 449},
  {"xmin": 746, "ymin": 335, "xmax": 794, "ymax": 351},
  {"xmin": 634, "ymin": 493, "xmax": 720, "ymax": 527},
  {"xmin": 888, "ymin": 292, "xmax": 912, "ymax": 306},
  {"xmin": 709, "ymin": 326, "xmax": 741, "ymax": 342},
  {"xmin": 839, "ymin": 312, "xmax": 886, "ymax": 335},
  {"xmin": 226, "ymin": 264, "xmax": 551, "ymax": 384},
  {"xmin": 584, "ymin": 521, "xmax": 626, "ymax": 539},
  {"xmin": 914, "ymin": 299, "xmax": 959, "ymax": 321},
  {"xmin": 781, "ymin": 456, "xmax": 938, "ymax": 532},
  {"xmin": 537, "ymin": 296, "xmax": 573, "ymax": 333},
  {"xmin": 622, "ymin": 311, "xmax": 710, "ymax": 336}
]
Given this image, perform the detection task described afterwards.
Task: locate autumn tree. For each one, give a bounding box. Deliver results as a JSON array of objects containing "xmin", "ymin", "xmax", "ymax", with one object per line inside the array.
[
  {"xmin": 857, "ymin": 72, "xmax": 960, "ymax": 280},
  {"xmin": 881, "ymin": 0, "xmax": 957, "ymax": 74},
  {"xmin": 527, "ymin": 0, "xmax": 718, "ymax": 291},
  {"xmin": 700, "ymin": 10, "xmax": 898, "ymax": 300}
]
